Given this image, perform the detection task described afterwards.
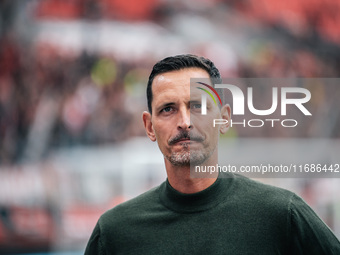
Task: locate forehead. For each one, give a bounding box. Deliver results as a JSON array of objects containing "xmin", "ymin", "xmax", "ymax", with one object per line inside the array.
[{"xmin": 152, "ymin": 68, "xmax": 210, "ymax": 97}]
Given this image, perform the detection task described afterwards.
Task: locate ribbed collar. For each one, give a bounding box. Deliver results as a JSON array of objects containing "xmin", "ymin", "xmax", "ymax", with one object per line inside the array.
[{"xmin": 159, "ymin": 177, "xmax": 230, "ymax": 213}]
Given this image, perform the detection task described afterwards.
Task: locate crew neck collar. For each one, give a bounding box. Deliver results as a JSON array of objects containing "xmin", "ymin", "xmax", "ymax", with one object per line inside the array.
[{"xmin": 159, "ymin": 177, "xmax": 230, "ymax": 213}]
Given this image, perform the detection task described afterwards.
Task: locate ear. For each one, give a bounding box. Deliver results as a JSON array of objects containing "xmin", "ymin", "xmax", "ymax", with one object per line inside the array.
[
  {"xmin": 142, "ymin": 111, "xmax": 156, "ymax": 142},
  {"xmin": 219, "ymin": 104, "xmax": 231, "ymax": 134}
]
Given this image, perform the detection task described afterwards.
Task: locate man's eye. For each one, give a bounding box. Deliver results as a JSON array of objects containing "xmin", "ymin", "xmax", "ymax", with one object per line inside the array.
[
  {"xmin": 161, "ymin": 106, "xmax": 173, "ymax": 113},
  {"xmin": 191, "ymin": 104, "xmax": 201, "ymax": 109}
]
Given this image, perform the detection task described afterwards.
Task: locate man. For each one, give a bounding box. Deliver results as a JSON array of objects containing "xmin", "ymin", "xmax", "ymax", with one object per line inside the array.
[{"xmin": 85, "ymin": 54, "xmax": 340, "ymax": 254}]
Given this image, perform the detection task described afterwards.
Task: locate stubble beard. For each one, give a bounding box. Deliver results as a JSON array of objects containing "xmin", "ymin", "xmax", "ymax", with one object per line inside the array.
[{"xmin": 165, "ymin": 143, "xmax": 213, "ymax": 167}]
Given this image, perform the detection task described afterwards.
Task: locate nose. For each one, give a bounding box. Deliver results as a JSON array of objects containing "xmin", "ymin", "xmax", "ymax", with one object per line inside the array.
[{"xmin": 177, "ymin": 107, "xmax": 192, "ymax": 130}]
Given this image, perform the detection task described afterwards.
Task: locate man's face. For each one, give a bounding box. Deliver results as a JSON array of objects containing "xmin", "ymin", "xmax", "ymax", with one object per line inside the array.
[{"xmin": 143, "ymin": 67, "xmax": 229, "ymax": 167}]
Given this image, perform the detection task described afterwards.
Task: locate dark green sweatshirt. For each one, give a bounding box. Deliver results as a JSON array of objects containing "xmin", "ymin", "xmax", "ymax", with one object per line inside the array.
[{"xmin": 85, "ymin": 174, "xmax": 340, "ymax": 254}]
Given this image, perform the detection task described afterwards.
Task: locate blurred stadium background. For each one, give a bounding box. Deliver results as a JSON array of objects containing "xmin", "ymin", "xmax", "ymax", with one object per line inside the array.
[{"xmin": 0, "ymin": 0, "xmax": 340, "ymax": 254}]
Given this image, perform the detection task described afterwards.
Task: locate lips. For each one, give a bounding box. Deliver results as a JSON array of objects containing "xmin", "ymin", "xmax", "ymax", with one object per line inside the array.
[
  {"xmin": 176, "ymin": 138, "xmax": 190, "ymax": 142},
  {"xmin": 174, "ymin": 138, "xmax": 191, "ymax": 145}
]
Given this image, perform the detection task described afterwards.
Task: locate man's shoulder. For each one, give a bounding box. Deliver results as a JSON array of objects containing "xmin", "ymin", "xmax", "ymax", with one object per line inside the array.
[
  {"xmin": 227, "ymin": 174, "xmax": 296, "ymax": 209},
  {"xmin": 99, "ymin": 182, "xmax": 164, "ymax": 225},
  {"xmin": 232, "ymin": 173, "xmax": 294, "ymax": 195}
]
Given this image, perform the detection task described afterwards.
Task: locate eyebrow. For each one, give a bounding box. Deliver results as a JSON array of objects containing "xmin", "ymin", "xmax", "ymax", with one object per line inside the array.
[
  {"xmin": 189, "ymin": 99, "xmax": 202, "ymax": 104},
  {"xmin": 155, "ymin": 102, "xmax": 175, "ymax": 113},
  {"xmin": 155, "ymin": 98, "xmax": 208, "ymax": 113}
]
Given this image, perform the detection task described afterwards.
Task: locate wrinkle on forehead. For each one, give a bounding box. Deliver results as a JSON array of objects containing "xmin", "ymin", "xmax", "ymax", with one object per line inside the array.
[
  {"xmin": 151, "ymin": 68, "xmax": 211, "ymax": 109},
  {"xmin": 153, "ymin": 68, "xmax": 210, "ymax": 87}
]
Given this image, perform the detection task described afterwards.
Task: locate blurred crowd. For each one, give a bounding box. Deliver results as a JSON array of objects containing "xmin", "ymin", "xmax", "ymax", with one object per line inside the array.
[
  {"xmin": 1, "ymin": 0, "xmax": 340, "ymax": 165},
  {"xmin": 0, "ymin": 39, "xmax": 156, "ymax": 164}
]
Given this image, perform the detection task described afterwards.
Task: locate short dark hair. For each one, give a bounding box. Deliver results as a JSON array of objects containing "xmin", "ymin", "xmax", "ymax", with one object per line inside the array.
[{"xmin": 146, "ymin": 54, "xmax": 222, "ymax": 113}]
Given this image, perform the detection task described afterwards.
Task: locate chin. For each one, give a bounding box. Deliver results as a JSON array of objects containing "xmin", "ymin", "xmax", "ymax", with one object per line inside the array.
[{"xmin": 167, "ymin": 151, "xmax": 210, "ymax": 167}]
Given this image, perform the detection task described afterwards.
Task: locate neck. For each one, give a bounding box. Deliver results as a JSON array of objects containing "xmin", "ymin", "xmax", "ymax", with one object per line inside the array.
[{"xmin": 164, "ymin": 154, "xmax": 218, "ymax": 194}]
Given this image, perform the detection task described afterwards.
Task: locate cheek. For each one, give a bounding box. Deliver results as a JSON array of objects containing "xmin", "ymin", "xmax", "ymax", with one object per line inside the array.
[
  {"xmin": 196, "ymin": 114, "xmax": 221, "ymax": 141},
  {"xmin": 193, "ymin": 113, "xmax": 219, "ymax": 131},
  {"xmin": 153, "ymin": 121, "xmax": 170, "ymax": 142},
  {"xmin": 192, "ymin": 113, "xmax": 211, "ymax": 129}
]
